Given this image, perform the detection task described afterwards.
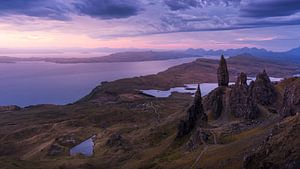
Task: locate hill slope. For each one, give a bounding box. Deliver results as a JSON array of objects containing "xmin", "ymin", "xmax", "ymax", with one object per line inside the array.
[{"xmin": 0, "ymin": 55, "xmax": 299, "ymax": 169}]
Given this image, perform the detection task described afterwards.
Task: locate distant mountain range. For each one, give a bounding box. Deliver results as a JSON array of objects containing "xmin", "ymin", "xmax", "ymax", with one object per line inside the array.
[
  {"xmin": 0, "ymin": 46, "xmax": 299, "ymax": 64},
  {"xmin": 185, "ymin": 46, "xmax": 300, "ymax": 63},
  {"xmin": 0, "ymin": 51, "xmax": 197, "ymax": 64}
]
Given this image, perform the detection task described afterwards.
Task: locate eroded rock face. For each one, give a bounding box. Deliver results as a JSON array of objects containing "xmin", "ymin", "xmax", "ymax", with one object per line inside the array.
[
  {"xmin": 280, "ymin": 78, "xmax": 300, "ymax": 118},
  {"xmin": 204, "ymin": 71, "xmax": 267, "ymax": 120},
  {"xmin": 243, "ymin": 114, "xmax": 300, "ymax": 169},
  {"xmin": 217, "ymin": 55, "xmax": 229, "ymax": 87},
  {"xmin": 177, "ymin": 85, "xmax": 207, "ymax": 138},
  {"xmin": 229, "ymin": 72, "xmax": 259, "ymax": 119},
  {"xmin": 236, "ymin": 72, "xmax": 247, "ymax": 86},
  {"xmin": 250, "ymin": 70, "xmax": 276, "ymax": 106},
  {"xmin": 204, "ymin": 87, "xmax": 224, "ymax": 119}
]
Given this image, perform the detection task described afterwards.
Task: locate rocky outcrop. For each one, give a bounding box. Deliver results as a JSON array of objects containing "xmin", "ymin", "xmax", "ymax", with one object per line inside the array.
[
  {"xmin": 0, "ymin": 105, "xmax": 21, "ymax": 112},
  {"xmin": 106, "ymin": 133, "xmax": 130, "ymax": 150},
  {"xmin": 204, "ymin": 86, "xmax": 225, "ymax": 119},
  {"xmin": 250, "ymin": 70, "xmax": 276, "ymax": 106},
  {"xmin": 204, "ymin": 69, "xmax": 274, "ymax": 120},
  {"xmin": 47, "ymin": 144, "xmax": 65, "ymax": 156},
  {"xmin": 229, "ymin": 72, "xmax": 259, "ymax": 119},
  {"xmin": 280, "ymin": 78, "xmax": 300, "ymax": 118},
  {"xmin": 217, "ymin": 55, "xmax": 229, "ymax": 87},
  {"xmin": 243, "ymin": 114, "xmax": 300, "ymax": 169},
  {"xmin": 202, "ymin": 55, "xmax": 230, "ymax": 120},
  {"xmin": 177, "ymin": 85, "xmax": 207, "ymax": 138}
]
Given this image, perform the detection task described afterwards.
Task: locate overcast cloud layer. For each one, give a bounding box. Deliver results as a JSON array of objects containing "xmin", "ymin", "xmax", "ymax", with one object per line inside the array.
[{"xmin": 0, "ymin": 0, "xmax": 299, "ymax": 51}]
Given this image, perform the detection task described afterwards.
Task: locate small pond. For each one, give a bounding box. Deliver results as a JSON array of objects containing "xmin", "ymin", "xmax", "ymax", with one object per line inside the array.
[{"xmin": 70, "ymin": 135, "xmax": 96, "ymax": 157}]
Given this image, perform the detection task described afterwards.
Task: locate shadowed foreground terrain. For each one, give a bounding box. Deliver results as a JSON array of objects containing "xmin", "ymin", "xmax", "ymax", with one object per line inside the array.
[{"xmin": 0, "ymin": 55, "xmax": 299, "ymax": 169}]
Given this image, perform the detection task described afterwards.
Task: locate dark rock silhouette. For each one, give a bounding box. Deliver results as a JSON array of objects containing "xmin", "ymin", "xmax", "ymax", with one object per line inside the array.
[
  {"xmin": 194, "ymin": 84, "xmax": 207, "ymax": 123},
  {"xmin": 236, "ymin": 72, "xmax": 247, "ymax": 86},
  {"xmin": 204, "ymin": 87, "xmax": 225, "ymax": 120},
  {"xmin": 229, "ymin": 72, "xmax": 259, "ymax": 119},
  {"xmin": 250, "ymin": 70, "xmax": 276, "ymax": 106},
  {"xmin": 177, "ymin": 85, "xmax": 207, "ymax": 138},
  {"xmin": 217, "ymin": 55, "xmax": 229, "ymax": 87},
  {"xmin": 280, "ymin": 78, "xmax": 300, "ymax": 118}
]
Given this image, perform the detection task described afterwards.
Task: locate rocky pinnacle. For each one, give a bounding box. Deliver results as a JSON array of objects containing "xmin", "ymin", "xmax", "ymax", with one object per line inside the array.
[
  {"xmin": 217, "ymin": 55, "xmax": 229, "ymax": 87},
  {"xmin": 177, "ymin": 84, "xmax": 207, "ymax": 138}
]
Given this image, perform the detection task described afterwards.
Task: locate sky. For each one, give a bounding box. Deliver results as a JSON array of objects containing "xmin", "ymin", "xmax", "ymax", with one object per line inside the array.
[{"xmin": 0, "ymin": 0, "xmax": 300, "ymax": 52}]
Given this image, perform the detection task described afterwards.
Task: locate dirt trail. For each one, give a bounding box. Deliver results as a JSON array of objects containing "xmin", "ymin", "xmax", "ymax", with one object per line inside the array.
[
  {"xmin": 189, "ymin": 128, "xmax": 218, "ymax": 169},
  {"xmin": 189, "ymin": 146, "xmax": 208, "ymax": 169},
  {"xmin": 211, "ymin": 130, "xmax": 217, "ymax": 144},
  {"xmin": 189, "ymin": 128, "xmax": 208, "ymax": 169},
  {"xmin": 150, "ymin": 102, "xmax": 160, "ymax": 123}
]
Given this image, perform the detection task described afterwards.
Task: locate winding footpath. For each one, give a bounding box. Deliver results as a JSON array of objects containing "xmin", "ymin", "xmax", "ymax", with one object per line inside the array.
[
  {"xmin": 189, "ymin": 129, "xmax": 218, "ymax": 169},
  {"xmin": 150, "ymin": 102, "xmax": 160, "ymax": 123}
]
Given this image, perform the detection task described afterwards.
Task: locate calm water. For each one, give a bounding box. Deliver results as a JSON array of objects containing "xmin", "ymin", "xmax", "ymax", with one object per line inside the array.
[
  {"xmin": 141, "ymin": 77, "xmax": 283, "ymax": 98},
  {"xmin": 70, "ymin": 135, "xmax": 95, "ymax": 157},
  {"xmin": 141, "ymin": 83, "xmax": 233, "ymax": 98},
  {"xmin": 0, "ymin": 57, "xmax": 199, "ymax": 106}
]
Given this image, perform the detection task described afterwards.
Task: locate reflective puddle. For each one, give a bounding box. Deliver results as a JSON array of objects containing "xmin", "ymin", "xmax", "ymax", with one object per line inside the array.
[{"xmin": 70, "ymin": 135, "xmax": 96, "ymax": 157}]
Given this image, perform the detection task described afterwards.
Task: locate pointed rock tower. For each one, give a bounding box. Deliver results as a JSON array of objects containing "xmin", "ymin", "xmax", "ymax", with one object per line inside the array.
[
  {"xmin": 229, "ymin": 72, "xmax": 259, "ymax": 119},
  {"xmin": 195, "ymin": 85, "xmax": 208, "ymax": 123},
  {"xmin": 177, "ymin": 85, "xmax": 207, "ymax": 138},
  {"xmin": 250, "ymin": 70, "xmax": 276, "ymax": 106},
  {"xmin": 217, "ymin": 55, "xmax": 229, "ymax": 87}
]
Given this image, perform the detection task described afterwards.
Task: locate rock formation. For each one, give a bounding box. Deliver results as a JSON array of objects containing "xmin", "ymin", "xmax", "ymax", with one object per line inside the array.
[
  {"xmin": 204, "ymin": 87, "xmax": 225, "ymax": 119},
  {"xmin": 229, "ymin": 72, "xmax": 259, "ymax": 119},
  {"xmin": 106, "ymin": 133, "xmax": 131, "ymax": 151},
  {"xmin": 280, "ymin": 78, "xmax": 300, "ymax": 118},
  {"xmin": 177, "ymin": 85, "xmax": 207, "ymax": 138},
  {"xmin": 243, "ymin": 114, "xmax": 300, "ymax": 169},
  {"xmin": 250, "ymin": 70, "xmax": 276, "ymax": 106},
  {"xmin": 204, "ymin": 55, "xmax": 230, "ymax": 119},
  {"xmin": 217, "ymin": 55, "xmax": 229, "ymax": 87}
]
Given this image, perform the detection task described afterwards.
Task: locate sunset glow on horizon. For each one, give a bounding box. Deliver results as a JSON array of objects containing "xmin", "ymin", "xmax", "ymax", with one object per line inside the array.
[{"xmin": 0, "ymin": 0, "xmax": 299, "ymax": 52}]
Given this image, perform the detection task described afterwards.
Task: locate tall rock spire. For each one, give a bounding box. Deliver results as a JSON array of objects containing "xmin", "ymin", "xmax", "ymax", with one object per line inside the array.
[
  {"xmin": 177, "ymin": 84, "xmax": 207, "ymax": 138},
  {"xmin": 217, "ymin": 55, "xmax": 229, "ymax": 87},
  {"xmin": 194, "ymin": 84, "xmax": 202, "ymax": 108}
]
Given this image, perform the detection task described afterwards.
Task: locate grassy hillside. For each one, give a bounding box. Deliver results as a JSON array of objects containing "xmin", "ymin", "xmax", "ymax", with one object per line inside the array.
[{"xmin": 0, "ymin": 55, "xmax": 299, "ymax": 169}]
